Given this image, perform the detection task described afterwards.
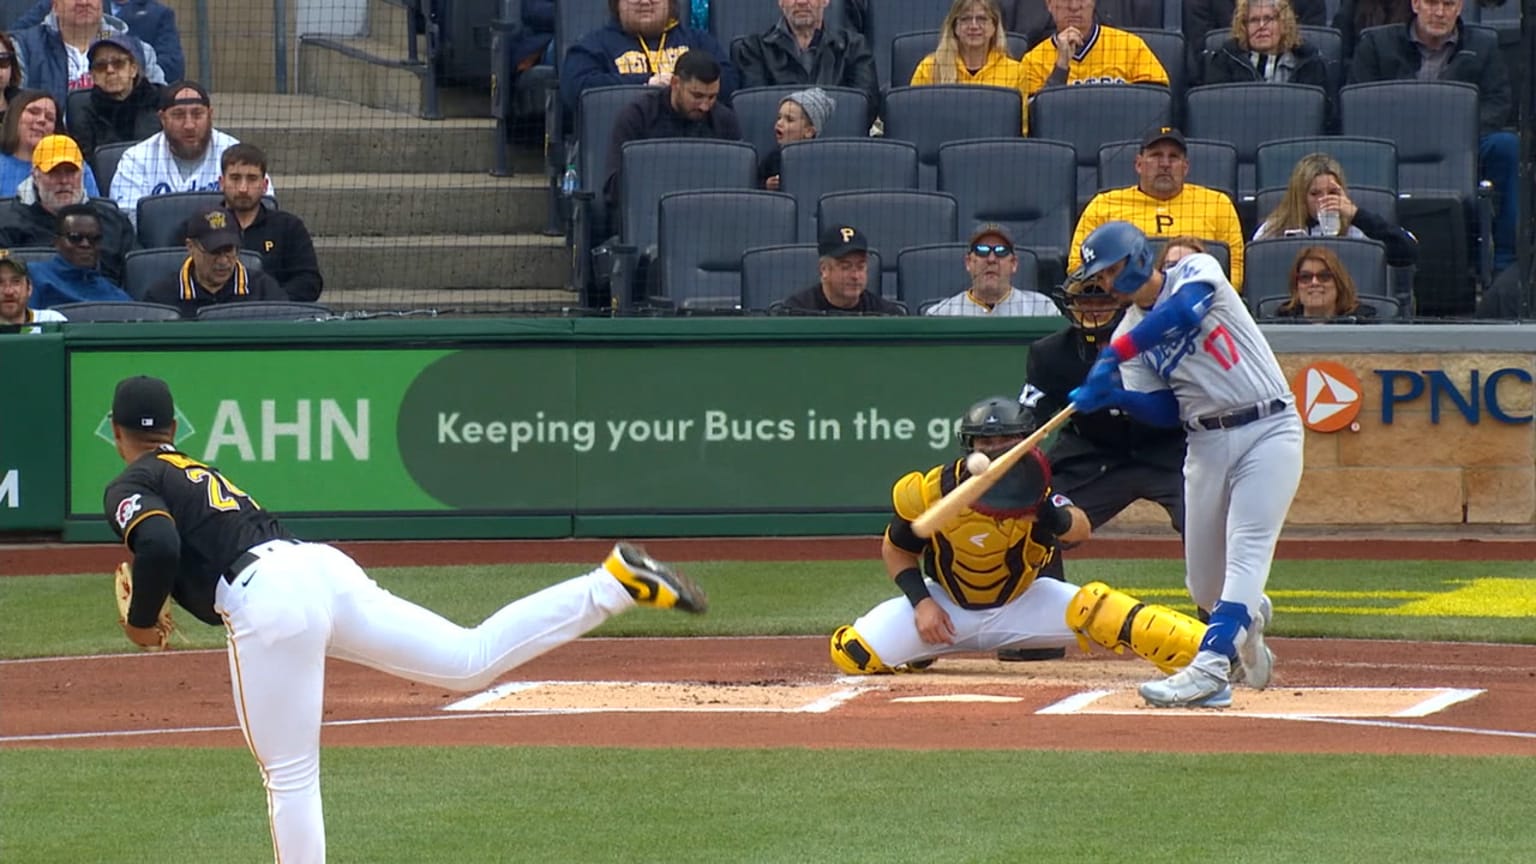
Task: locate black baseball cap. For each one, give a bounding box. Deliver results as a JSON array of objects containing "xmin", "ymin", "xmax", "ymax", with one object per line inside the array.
[
  {"xmin": 0, "ymin": 251, "xmax": 28, "ymax": 278},
  {"xmin": 112, "ymin": 376, "xmax": 175, "ymax": 431},
  {"xmin": 159, "ymin": 80, "xmax": 211, "ymax": 111},
  {"xmin": 1141, "ymin": 125, "xmax": 1187, "ymax": 153},
  {"xmin": 818, "ymin": 225, "xmax": 868, "ymax": 258},
  {"xmin": 186, "ymin": 206, "xmax": 242, "ymax": 250}
]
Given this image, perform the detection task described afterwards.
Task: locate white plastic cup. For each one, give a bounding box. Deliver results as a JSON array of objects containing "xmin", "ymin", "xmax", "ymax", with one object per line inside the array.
[{"xmin": 1317, "ymin": 209, "xmax": 1341, "ymax": 235}]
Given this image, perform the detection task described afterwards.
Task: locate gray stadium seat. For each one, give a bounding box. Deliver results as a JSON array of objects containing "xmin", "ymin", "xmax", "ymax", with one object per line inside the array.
[
  {"xmin": 52, "ymin": 300, "xmax": 182, "ymax": 321},
  {"xmin": 1028, "ymin": 84, "xmax": 1173, "ymax": 212},
  {"xmin": 1124, "ymin": 29, "xmax": 1187, "ymax": 122},
  {"xmin": 570, "ymin": 84, "xmax": 649, "ymax": 301},
  {"xmin": 730, "ymin": 85, "xmax": 874, "ymax": 159},
  {"xmin": 655, "ymin": 190, "xmax": 797, "ymax": 311},
  {"xmin": 883, "ymin": 85, "xmax": 1024, "ymax": 189},
  {"xmin": 937, "ymin": 138, "xmax": 1076, "ymax": 288},
  {"xmin": 195, "ymin": 301, "xmax": 333, "ymax": 321},
  {"xmin": 867, "ymin": 1, "xmax": 956, "ymax": 87},
  {"xmin": 1243, "ymin": 236, "xmax": 1388, "ymax": 308},
  {"xmin": 888, "ymin": 30, "xmax": 1032, "ymax": 89},
  {"xmin": 1096, "ymin": 137, "xmax": 1239, "ymax": 201},
  {"xmin": 123, "ymin": 247, "xmax": 264, "ymax": 300},
  {"xmin": 2, "ymin": 246, "xmax": 58, "ymax": 266},
  {"xmin": 897, "ymin": 242, "xmax": 1041, "ymax": 309},
  {"xmin": 780, "ymin": 138, "xmax": 919, "ymax": 242},
  {"xmin": 1254, "ymin": 135, "xmax": 1397, "ymax": 193},
  {"xmin": 91, "ymin": 141, "xmax": 135, "ymax": 199},
  {"xmin": 817, "ymin": 189, "xmax": 958, "ymax": 299},
  {"xmin": 740, "ymin": 243, "xmax": 882, "ymax": 312},
  {"xmin": 136, "ymin": 192, "xmax": 227, "ymax": 248},
  {"xmin": 1185, "ymin": 83, "xmax": 1328, "ymax": 203}
]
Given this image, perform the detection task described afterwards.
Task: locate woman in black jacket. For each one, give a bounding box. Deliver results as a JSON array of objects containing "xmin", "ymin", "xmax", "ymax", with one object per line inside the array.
[
  {"xmin": 66, "ymin": 37, "xmax": 162, "ymax": 160},
  {"xmin": 1203, "ymin": 0, "xmax": 1330, "ymax": 89}
]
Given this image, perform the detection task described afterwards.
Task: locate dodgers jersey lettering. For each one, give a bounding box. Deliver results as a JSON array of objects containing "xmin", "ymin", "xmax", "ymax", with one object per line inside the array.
[{"xmin": 1114, "ymin": 253, "xmax": 1289, "ymax": 421}]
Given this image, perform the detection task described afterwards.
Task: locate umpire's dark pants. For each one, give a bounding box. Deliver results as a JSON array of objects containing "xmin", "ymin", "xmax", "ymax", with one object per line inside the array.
[{"xmin": 1039, "ymin": 463, "xmax": 1185, "ymax": 581}]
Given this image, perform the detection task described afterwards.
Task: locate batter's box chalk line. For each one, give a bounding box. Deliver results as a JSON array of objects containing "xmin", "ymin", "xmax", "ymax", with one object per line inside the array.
[
  {"xmin": 444, "ymin": 680, "xmax": 872, "ymax": 714},
  {"xmin": 1037, "ymin": 687, "xmax": 1486, "ymax": 719}
]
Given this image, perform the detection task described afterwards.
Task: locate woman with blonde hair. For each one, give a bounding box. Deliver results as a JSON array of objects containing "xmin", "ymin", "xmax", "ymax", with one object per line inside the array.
[
  {"xmin": 1253, "ymin": 152, "xmax": 1417, "ymax": 265},
  {"xmin": 1203, "ymin": 0, "xmax": 1328, "ymax": 89},
  {"xmin": 909, "ymin": 0, "xmax": 1028, "ymax": 132},
  {"xmin": 1273, "ymin": 245, "xmax": 1373, "ymax": 320}
]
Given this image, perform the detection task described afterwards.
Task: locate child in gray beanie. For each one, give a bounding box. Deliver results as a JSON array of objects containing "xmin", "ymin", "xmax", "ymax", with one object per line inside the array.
[{"xmin": 760, "ymin": 87, "xmax": 836, "ymax": 189}]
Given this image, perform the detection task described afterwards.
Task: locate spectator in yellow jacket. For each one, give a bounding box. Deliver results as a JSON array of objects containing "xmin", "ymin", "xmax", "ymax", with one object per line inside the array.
[
  {"xmin": 1020, "ymin": 0, "xmax": 1168, "ymax": 95},
  {"xmin": 909, "ymin": 0, "xmax": 1030, "ymax": 133},
  {"xmin": 1069, "ymin": 127, "xmax": 1246, "ymax": 289}
]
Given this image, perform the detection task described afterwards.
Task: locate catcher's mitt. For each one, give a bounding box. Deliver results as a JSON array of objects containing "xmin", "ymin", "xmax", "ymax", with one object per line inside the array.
[
  {"xmin": 114, "ymin": 562, "xmax": 176, "ymax": 650},
  {"xmin": 971, "ymin": 448, "xmax": 1051, "ymax": 519}
]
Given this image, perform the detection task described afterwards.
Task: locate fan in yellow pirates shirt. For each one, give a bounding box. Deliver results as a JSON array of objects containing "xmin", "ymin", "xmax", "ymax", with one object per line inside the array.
[{"xmin": 830, "ymin": 396, "xmax": 1207, "ymax": 676}]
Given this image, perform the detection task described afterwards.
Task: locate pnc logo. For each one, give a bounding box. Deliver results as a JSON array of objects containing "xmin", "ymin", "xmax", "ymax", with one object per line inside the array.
[{"xmin": 1292, "ymin": 361, "xmax": 1362, "ymax": 433}]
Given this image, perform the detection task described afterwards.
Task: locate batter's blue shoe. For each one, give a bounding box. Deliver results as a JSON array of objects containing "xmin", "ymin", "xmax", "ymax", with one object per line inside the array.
[
  {"xmin": 1139, "ymin": 651, "xmax": 1232, "ymax": 708},
  {"xmin": 605, "ymin": 543, "xmax": 708, "ymax": 614},
  {"xmin": 1236, "ymin": 594, "xmax": 1275, "ymax": 690}
]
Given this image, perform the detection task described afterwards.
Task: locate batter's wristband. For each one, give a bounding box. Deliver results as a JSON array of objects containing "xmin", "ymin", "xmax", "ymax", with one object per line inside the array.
[
  {"xmin": 894, "ymin": 567, "xmax": 931, "ymax": 607},
  {"xmin": 1037, "ymin": 499, "xmax": 1074, "ymax": 536},
  {"xmin": 1109, "ymin": 333, "xmax": 1139, "ymax": 361}
]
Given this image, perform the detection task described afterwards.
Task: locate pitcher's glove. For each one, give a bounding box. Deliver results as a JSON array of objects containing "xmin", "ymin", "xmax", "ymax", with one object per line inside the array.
[{"xmin": 114, "ymin": 562, "xmax": 176, "ymax": 650}]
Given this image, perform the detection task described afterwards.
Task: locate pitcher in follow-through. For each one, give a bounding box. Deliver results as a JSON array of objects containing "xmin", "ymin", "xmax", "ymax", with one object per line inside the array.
[{"xmin": 1066, "ymin": 220, "xmax": 1302, "ymax": 708}]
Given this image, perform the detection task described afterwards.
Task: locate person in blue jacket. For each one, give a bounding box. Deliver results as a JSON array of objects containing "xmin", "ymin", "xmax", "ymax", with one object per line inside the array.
[
  {"xmin": 560, "ymin": 0, "xmax": 738, "ymax": 113},
  {"xmin": 26, "ymin": 203, "xmax": 133, "ymax": 307},
  {"xmin": 12, "ymin": 0, "xmax": 183, "ymax": 83}
]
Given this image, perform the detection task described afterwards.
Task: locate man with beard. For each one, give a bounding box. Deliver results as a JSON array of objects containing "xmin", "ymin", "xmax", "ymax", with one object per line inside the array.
[
  {"xmin": 143, "ymin": 205, "xmax": 284, "ymax": 317},
  {"xmin": 112, "ymin": 81, "xmax": 261, "ymax": 227},
  {"xmin": 0, "ymin": 254, "xmax": 67, "ymax": 329},
  {"xmin": 924, "ymin": 224, "xmax": 1062, "ymax": 317},
  {"xmin": 1068, "ymin": 127, "xmax": 1246, "ymax": 289},
  {"xmin": 0, "ymin": 134, "xmax": 136, "ymax": 283},
  {"xmin": 733, "ymin": 0, "xmax": 879, "ymax": 126},
  {"xmin": 561, "ymin": 0, "xmax": 738, "ymax": 113},
  {"xmin": 26, "ymin": 204, "xmax": 133, "ymax": 306},
  {"xmin": 209, "ymin": 143, "xmax": 320, "ymax": 302}
]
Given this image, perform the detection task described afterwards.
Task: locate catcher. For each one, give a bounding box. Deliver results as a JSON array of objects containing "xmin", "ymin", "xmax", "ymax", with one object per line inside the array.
[{"xmin": 831, "ymin": 396, "xmax": 1207, "ymax": 675}]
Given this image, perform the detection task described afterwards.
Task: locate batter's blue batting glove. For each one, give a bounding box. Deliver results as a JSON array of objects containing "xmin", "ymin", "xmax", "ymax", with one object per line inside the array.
[{"xmin": 1069, "ymin": 381, "xmax": 1119, "ymax": 413}]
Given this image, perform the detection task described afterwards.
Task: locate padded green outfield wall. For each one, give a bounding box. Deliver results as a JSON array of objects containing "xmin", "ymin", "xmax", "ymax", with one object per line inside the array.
[{"xmin": 36, "ymin": 317, "xmax": 1057, "ymax": 541}]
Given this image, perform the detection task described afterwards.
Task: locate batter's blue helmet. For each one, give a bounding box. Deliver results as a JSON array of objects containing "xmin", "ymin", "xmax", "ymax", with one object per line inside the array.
[{"xmin": 1072, "ymin": 221, "xmax": 1155, "ymax": 295}]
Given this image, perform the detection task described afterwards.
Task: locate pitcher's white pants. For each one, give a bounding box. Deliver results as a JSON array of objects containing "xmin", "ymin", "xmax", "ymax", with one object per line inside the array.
[{"xmin": 214, "ymin": 541, "xmax": 635, "ymax": 864}]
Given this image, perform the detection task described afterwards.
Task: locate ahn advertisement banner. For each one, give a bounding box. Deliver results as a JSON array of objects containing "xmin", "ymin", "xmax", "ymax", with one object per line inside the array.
[{"xmin": 67, "ymin": 343, "xmax": 1027, "ymax": 519}]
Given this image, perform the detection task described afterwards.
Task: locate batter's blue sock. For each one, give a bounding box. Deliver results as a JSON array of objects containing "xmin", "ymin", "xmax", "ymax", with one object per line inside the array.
[{"xmin": 1199, "ymin": 601, "xmax": 1251, "ymax": 658}]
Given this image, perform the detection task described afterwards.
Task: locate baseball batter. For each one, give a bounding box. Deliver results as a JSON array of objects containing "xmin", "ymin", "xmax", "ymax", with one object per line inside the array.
[
  {"xmin": 1068, "ymin": 220, "xmax": 1302, "ymax": 708},
  {"xmin": 831, "ymin": 397, "xmax": 1209, "ymax": 675},
  {"xmin": 101, "ymin": 375, "xmax": 707, "ymax": 864}
]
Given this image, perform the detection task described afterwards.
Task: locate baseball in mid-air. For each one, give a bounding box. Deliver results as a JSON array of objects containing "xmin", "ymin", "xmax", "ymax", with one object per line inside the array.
[{"xmin": 965, "ymin": 451, "xmax": 991, "ymax": 476}]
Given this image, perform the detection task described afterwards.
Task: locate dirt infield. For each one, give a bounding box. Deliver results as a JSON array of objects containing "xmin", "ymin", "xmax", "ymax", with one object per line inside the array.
[{"xmin": 4, "ymin": 536, "xmax": 1535, "ymax": 758}]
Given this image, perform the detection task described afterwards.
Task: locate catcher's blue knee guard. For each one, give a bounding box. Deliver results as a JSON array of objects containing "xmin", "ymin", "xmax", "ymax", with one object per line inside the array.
[{"xmin": 830, "ymin": 625, "xmax": 895, "ymax": 675}]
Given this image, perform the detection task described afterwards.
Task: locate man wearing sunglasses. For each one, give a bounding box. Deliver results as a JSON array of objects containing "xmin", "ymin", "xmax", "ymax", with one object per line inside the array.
[
  {"xmin": 26, "ymin": 203, "xmax": 133, "ymax": 307},
  {"xmin": 142, "ymin": 206, "xmax": 284, "ymax": 317},
  {"xmin": 925, "ymin": 225, "xmax": 1061, "ymax": 317},
  {"xmin": 0, "ymin": 134, "xmax": 137, "ymax": 284}
]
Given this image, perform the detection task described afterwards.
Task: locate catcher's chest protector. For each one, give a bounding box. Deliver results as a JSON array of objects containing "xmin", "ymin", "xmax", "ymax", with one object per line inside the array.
[{"xmin": 920, "ymin": 463, "xmax": 1055, "ymax": 609}]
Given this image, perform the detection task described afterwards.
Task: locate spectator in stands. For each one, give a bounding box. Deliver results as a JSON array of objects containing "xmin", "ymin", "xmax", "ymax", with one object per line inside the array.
[
  {"xmin": 0, "ymin": 133, "xmax": 132, "ymax": 280},
  {"xmin": 1333, "ymin": 0, "xmax": 1411, "ymax": 59},
  {"xmin": 1203, "ymin": 0, "xmax": 1330, "ymax": 93},
  {"xmin": 911, "ymin": 0, "xmax": 1030, "ymax": 133},
  {"xmin": 1002, "ymin": 0, "xmax": 1164, "ymax": 50},
  {"xmin": 733, "ymin": 0, "xmax": 879, "ymax": 126},
  {"xmin": 10, "ymin": 0, "xmax": 166, "ymax": 116},
  {"xmin": 777, "ymin": 224, "xmax": 905, "ymax": 314},
  {"xmin": 1269, "ymin": 245, "xmax": 1375, "ymax": 320},
  {"xmin": 1347, "ymin": 0, "xmax": 1519, "ymax": 275},
  {"xmin": 112, "ymin": 81, "xmax": 245, "ymax": 227},
  {"xmin": 26, "ymin": 203, "xmax": 131, "ymax": 306},
  {"xmin": 1070, "ymin": 126, "xmax": 1246, "ymax": 287},
  {"xmin": 1253, "ymin": 152, "xmax": 1419, "ymax": 266},
  {"xmin": 66, "ymin": 37, "xmax": 162, "ymax": 159},
  {"xmin": 0, "ymin": 34, "xmax": 21, "ymax": 117},
  {"xmin": 0, "ymin": 91, "xmax": 101, "ymax": 195},
  {"xmin": 560, "ymin": 0, "xmax": 739, "ymax": 114},
  {"xmin": 1154, "ymin": 233, "xmax": 1208, "ymax": 271},
  {"xmin": 0, "ymin": 253, "xmax": 66, "ymax": 325},
  {"xmin": 1019, "ymin": 0, "xmax": 1168, "ymax": 95},
  {"xmin": 1185, "ymin": 0, "xmax": 1324, "ymax": 77},
  {"xmin": 603, "ymin": 49, "xmax": 740, "ymax": 216},
  {"xmin": 212, "ymin": 144, "xmax": 321, "ymax": 302},
  {"xmin": 142, "ymin": 206, "xmax": 284, "ymax": 317},
  {"xmin": 509, "ymin": 0, "xmax": 555, "ymax": 77},
  {"xmin": 13, "ymin": 0, "xmax": 182, "ymax": 83},
  {"xmin": 925, "ymin": 224, "xmax": 1061, "ymax": 316},
  {"xmin": 758, "ymin": 86, "xmax": 829, "ymax": 190}
]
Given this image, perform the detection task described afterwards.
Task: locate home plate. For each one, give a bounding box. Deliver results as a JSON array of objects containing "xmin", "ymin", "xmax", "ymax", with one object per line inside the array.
[
  {"xmin": 445, "ymin": 680, "xmax": 867, "ymax": 714},
  {"xmin": 892, "ymin": 694, "xmax": 1024, "ymax": 704},
  {"xmin": 1039, "ymin": 687, "xmax": 1484, "ymax": 718}
]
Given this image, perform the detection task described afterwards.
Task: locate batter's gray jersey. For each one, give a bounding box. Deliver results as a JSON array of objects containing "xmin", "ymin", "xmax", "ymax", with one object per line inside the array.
[{"xmin": 1115, "ymin": 253, "xmax": 1290, "ymax": 421}]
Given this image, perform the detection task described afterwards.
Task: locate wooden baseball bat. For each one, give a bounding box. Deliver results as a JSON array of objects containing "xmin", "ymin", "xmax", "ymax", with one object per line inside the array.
[{"xmin": 910, "ymin": 404, "xmax": 1078, "ymax": 539}]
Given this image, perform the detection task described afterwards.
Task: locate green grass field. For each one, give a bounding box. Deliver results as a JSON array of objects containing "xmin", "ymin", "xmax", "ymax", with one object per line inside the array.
[{"xmin": 3, "ymin": 557, "xmax": 1535, "ymax": 862}]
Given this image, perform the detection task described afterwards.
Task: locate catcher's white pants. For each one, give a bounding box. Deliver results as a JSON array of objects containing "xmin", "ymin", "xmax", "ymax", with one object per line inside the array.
[
  {"xmin": 849, "ymin": 574, "xmax": 1079, "ymax": 668},
  {"xmin": 214, "ymin": 540, "xmax": 636, "ymax": 864}
]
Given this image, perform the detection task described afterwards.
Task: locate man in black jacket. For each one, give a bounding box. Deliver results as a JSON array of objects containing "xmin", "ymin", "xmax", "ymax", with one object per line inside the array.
[
  {"xmin": 732, "ymin": 0, "xmax": 879, "ymax": 125},
  {"xmin": 603, "ymin": 49, "xmax": 742, "ymax": 214},
  {"xmin": 214, "ymin": 143, "xmax": 322, "ymax": 302},
  {"xmin": 1347, "ymin": 0, "xmax": 1519, "ymax": 275}
]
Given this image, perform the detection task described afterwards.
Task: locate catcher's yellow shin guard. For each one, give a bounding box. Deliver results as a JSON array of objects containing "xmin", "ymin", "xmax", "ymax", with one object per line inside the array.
[
  {"xmin": 1065, "ymin": 582, "xmax": 1205, "ymax": 674},
  {"xmin": 830, "ymin": 625, "xmax": 896, "ymax": 675}
]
